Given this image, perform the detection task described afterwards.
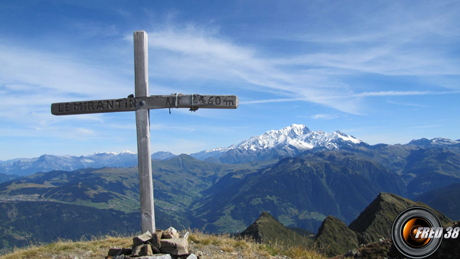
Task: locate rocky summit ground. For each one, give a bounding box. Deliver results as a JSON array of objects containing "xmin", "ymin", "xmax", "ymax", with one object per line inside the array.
[{"xmin": 0, "ymin": 231, "xmax": 325, "ymax": 259}]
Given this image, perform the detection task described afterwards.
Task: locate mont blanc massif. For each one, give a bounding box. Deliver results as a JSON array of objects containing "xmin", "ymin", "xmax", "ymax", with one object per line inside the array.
[{"xmin": 1, "ymin": 124, "xmax": 460, "ymax": 253}]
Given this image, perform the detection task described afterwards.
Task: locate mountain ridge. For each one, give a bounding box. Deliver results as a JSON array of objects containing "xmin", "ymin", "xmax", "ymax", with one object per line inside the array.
[
  {"xmin": 239, "ymin": 211, "xmax": 308, "ymax": 245},
  {"xmin": 2, "ymin": 124, "xmax": 459, "ymax": 176},
  {"xmin": 191, "ymin": 154, "xmax": 407, "ymax": 234},
  {"xmin": 315, "ymin": 192, "xmax": 452, "ymax": 257},
  {"xmin": 193, "ymin": 124, "xmax": 367, "ymax": 163},
  {"xmin": 0, "ymin": 151, "xmax": 176, "ymax": 176}
]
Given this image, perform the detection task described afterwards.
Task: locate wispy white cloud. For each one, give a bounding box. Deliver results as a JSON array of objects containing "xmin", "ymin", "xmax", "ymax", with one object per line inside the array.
[
  {"xmin": 352, "ymin": 90, "xmax": 460, "ymax": 97},
  {"xmin": 0, "ymin": 44, "xmax": 130, "ymax": 99},
  {"xmin": 73, "ymin": 128, "xmax": 96, "ymax": 137},
  {"xmin": 144, "ymin": 25, "xmax": 363, "ymax": 113},
  {"xmin": 149, "ymin": 123, "xmax": 196, "ymax": 132},
  {"xmin": 142, "ymin": 9, "xmax": 460, "ymax": 115},
  {"xmin": 240, "ymin": 98, "xmax": 305, "ymax": 105},
  {"xmin": 300, "ymin": 114, "xmax": 340, "ymax": 120},
  {"xmin": 411, "ymin": 125, "xmax": 442, "ymax": 129},
  {"xmin": 387, "ymin": 100, "xmax": 428, "ymax": 108},
  {"xmin": 272, "ymin": 2, "xmax": 460, "ymax": 81},
  {"xmin": 0, "ymin": 42, "xmax": 135, "ymax": 136}
]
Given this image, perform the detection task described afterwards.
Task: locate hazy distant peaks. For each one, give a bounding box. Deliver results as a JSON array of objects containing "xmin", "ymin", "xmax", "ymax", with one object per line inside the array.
[
  {"xmin": 93, "ymin": 150, "xmax": 135, "ymax": 155},
  {"xmin": 408, "ymin": 137, "xmax": 460, "ymax": 147}
]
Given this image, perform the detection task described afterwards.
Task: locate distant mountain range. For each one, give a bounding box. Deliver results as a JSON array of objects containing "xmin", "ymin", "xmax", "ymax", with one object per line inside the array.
[
  {"xmin": 0, "ymin": 151, "xmax": 175, "ymax": 176},
  {"xmin": 193, "ymin": 124, "xmax": 459, "ymax": 163},
  {"xmin": 1, "ymin": 124, "xmax": 459, "ymax": 176},
  {"xmin": 1, "ymin": 124, "xmax": 460, "ymax": 254},
  {"xmin": 407, "ymin": 137, "xmax": 460, "ymax": 147}
]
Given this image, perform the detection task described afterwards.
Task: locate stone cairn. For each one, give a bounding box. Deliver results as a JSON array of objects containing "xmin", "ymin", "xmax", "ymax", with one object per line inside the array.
[{"xmin": 106, "ymin": 227, "xmax": 198, "ymax": 259}]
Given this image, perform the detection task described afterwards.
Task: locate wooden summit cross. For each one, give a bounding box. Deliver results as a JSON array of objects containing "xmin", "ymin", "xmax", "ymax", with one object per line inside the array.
[{"xmin": 50, "ymin": 31, "xmax": 238, "ymax": 233}]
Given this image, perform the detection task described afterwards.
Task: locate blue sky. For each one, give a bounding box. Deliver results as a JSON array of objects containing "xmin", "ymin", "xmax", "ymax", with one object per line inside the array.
[{"xmin": 0, "ymin": 0, "xmax": 459, "ymax": 160}]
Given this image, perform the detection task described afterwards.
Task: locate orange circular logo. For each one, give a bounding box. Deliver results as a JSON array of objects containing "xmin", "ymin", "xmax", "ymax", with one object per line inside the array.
[{"xmin": 392, "ymin": 207, "xmax": 443, "ymax": 259}]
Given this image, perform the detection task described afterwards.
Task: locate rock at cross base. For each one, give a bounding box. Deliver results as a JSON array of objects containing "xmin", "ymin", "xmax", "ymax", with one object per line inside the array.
[
  {"xmin": 133, "ymin": 231, "xmax": 153, "ymax": 246},
  {"xmin": 131, "ymin": 244, "xmax": 153, "ymax": 257},
  {"xmin": 107, "ymin": 248, "xmax": 132, "ymax": 256},
  {"xmin": 182, "ymin": 232, "xmax": 190, "ymax": 240},
  {"xmin": 132, "ymin": 255, "xmax": 173, "ymax": 259},
  {"xmin": 149, "ymin": 230, "xmax": 163, "ymax": 251},
  {"xmin": 160, "ymin": 237, "xmax": 189, "ymax": 256},
  {"xmin": 149, "ymin": 242, "xmax": 161, "ymax": 254},
  {"xmin": 162, "ymin": 227, "xmax": 179, "ymax": 239},
  {"xmin": 141, "ymin": 244, "xmax": 154, "ymax": 256}
]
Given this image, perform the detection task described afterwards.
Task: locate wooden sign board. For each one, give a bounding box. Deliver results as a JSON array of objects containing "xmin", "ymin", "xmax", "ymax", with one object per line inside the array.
[{"xmin": 51, "ymin": 94, "xmax": 238, "ymax": 115}]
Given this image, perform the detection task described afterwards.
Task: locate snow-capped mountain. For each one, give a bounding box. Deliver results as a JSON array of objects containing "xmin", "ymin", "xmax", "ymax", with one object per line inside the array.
[
  {"xmin": 234, "ymin": 124, "xmax": 362, "ymax": 151},
  {"xmin": 408, "ymin": 137, "xmax": 460, "ymax": 148},
  {"xmin": 192, "ymin": 124, "xmax": 365, "ymax": 163},
  {"xmin": 190, "ymin": 146, "xmax": 235, "ymax": 160}
]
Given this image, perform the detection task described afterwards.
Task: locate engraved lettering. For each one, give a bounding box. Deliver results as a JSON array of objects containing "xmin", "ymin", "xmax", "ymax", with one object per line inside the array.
[
  {"xmin": 107, "ymin": 100, "xmax": 113, "ymax": 109},
  {"xmin": 215, "ymin": 97, "xmax": 221, "ymax": 105},
  {"xmin": 199, "ymin": 96, "xmax": 206, "ymax": 104},
  {"xmin": 129, "ymin": 98, "xmax": 136, "ymax": 108},
  {"xmin": 58, "ymin": 103, "xmax": 64, "ymax": 112},
  {"xmin": 65, "ymin": 103, "xmax": 70, "ymax": 112},
  {"xmin": 73, "ymin": 102, "xmax": 81, "ymax": 111},
  {"xmin": 88, "ymin": 102, "xmax": 95, "ymax": 111},
  {"xmin": 224, "ymin": 100, "xmax": 234, "ymax": 105},
  {"xmin": 97, "ymin": 101, "xmax": 104, "ymax": 110},
  {"xmin": 115, "ymin": 99, "xmax": 122, "ymax": 108}
]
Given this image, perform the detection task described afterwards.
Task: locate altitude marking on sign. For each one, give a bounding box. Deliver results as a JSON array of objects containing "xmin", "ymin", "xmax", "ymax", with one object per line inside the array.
[{"xmin": 50, "ymin": 31, "xmax": 238, "ymax": 234}]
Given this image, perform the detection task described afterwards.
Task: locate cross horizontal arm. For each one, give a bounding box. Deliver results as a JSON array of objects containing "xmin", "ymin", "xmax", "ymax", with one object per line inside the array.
[{"xmin": 51, "ymin": 94, "xmax": 238, "ymax": 115}]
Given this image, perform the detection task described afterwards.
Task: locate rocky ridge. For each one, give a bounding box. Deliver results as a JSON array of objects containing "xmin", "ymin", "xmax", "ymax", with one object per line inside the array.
[
  {"xmin": 315, "ymin": 192, "xmax": 452, "ymax": 257},
  {"xmin": 239, "ymin": 211, "xmax": 308, "ymax": 246}
]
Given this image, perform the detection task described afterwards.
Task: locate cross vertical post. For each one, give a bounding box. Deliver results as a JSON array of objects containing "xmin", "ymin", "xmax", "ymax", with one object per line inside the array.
[
  {"xmin": 134, "ymin": 30, "xmax": 155, "ymax": 233},
  {"xmin": 51, "ymin": 30, "xmax": 238, "ymax": 234}
]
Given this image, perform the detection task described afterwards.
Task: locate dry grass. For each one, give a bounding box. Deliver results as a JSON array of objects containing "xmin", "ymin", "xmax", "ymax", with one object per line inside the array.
[
  {"xmin": 188, "ymin": 230, "xmax": 326, "ymax": 259},
  {"xmin": 0, "ymin": 230, "xmax": 326, "ymax": 259},
  {"xmin": 0, "ymin": 236, "xmax": 132, "ymax": 259}
]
